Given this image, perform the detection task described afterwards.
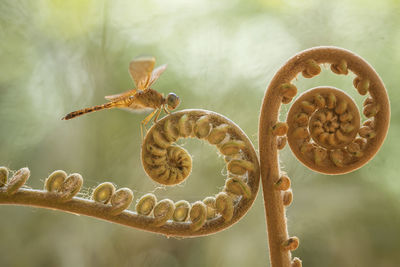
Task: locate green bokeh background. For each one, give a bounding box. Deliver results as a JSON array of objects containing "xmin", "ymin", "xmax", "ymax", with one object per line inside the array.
[{"xmin": 1, "ymin": 0, "xmax": 400, "ymax": 266}]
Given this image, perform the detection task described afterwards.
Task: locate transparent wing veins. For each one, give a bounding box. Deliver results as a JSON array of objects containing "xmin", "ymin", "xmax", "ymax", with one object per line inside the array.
[{"xmin": 129, "ymin": 56, "xmax": 155, "ymax": 90}]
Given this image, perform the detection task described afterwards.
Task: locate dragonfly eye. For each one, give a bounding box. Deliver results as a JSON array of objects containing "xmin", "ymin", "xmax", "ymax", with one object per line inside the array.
[{"xmin": 166, "ymin": 93, "xmax": 180, "ymax": 110}]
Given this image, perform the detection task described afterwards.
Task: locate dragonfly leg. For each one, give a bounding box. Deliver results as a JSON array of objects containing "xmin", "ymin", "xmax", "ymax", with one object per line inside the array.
[
  {"xmin": 141, "ymin": 109, "xmax": 159, "ymax": 140},
  {"xmin": 163, "ymin": 105, "xmax": 170, "ymax": 114},
  {"xmin": 153, "ymin": 108, "xmax": 162, "ymax": 123}
]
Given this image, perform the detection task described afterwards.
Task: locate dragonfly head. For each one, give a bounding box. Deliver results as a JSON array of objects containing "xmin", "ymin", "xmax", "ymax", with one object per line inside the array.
[{"xmin": 166, "ymin": 93, "xmax": 180, "ymax": 110}]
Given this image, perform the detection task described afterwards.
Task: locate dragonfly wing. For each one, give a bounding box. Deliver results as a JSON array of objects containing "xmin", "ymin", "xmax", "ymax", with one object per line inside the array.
[
  {"xmin": 117, "ymin": 99, "xmax": 154, "ymax": 114},
  {"xmin": 120, "ymin": 106, "xmax": 154, "ymax": 114},
  {"xmin": 104, "ymin": 93, "xmax": 122, "ymax": 101},
  {"xmin": 104, "ymin": 89, "xmax": 138, "ymax": 101},
  {"xmin": 129, "ymin": 56, "xmax": 155, "ymax": 90},
  {"xmin": 147, "ymin": 64, "xmax": 167, "ymax": 88}
]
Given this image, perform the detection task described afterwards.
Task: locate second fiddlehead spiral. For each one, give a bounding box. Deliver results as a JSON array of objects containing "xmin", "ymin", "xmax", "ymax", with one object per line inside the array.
[{"xmin": 259, "ymin": 46, "xmax": 390, "ymax": 266}]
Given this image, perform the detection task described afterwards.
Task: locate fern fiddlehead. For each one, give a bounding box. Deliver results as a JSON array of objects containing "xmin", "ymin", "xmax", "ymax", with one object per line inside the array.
[
  {"xmin": 0, "ymin": 46, "xmax": 390, "ymax": 267},
  {"xmin": 259, "ymin": 46, "xmax": 389, "ymax": 266},
  {"xmin": 0, "ymin": 109, "xmax": 260, "ymax": 237}
]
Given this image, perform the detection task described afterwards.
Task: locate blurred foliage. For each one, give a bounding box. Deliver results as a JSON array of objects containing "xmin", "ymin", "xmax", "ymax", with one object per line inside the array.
[{"xmin": 1, "ymin": 0, "xmax": 400, "ymax": 266}]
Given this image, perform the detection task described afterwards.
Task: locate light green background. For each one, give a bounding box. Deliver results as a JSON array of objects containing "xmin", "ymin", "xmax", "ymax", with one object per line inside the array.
[{"xmin": 1, "ymin": 0, "xmax": 399, "ymax": 266}]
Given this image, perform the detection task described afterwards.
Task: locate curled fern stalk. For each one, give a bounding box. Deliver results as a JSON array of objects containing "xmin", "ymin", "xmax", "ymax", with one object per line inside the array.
[
  {"xmin": 259, "ymin": 46, "xmax": 389, "ymax": 266},
  {"xmin": 0, "ymin": 109, "xmax": 260, "ymax": 237},
  {"xmin": 0, "ymin": 47, "xmax": 390, "ymax": 267}
]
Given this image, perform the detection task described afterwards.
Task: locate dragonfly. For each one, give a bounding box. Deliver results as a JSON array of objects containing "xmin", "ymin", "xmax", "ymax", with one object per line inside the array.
[{"xmin": 62, "ymin": 56, "xmax": 180, "ymax": 139}]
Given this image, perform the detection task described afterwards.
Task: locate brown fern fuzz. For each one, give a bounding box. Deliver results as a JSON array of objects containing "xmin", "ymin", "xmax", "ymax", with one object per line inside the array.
[
  {"xmin": 92, "ymin": 182, "xmax": 116, "ymax": 204},
  {"xmin": 287, "ymin": 87, "xmax": 366, "ymax": 174},
  {"xmin": 0, "ymin": 109, "xmax": 260, "ymax": 238},
  {"xmin": 6, "ymin": 168, "xmax": 30, "ymax": 195},
  {"xmin": 140, "ymin": 109, "xmax": 260, "ymax": 235},
  {"xmin": 259, "ymin": 46, "xmax": 390, "ymax": 267},
  {"xmin": 282, "ymin": 48, "xmax": 389, "ymax": 174},
  {"xmin": 0, "ymin": 167, "xmax": 9, "ymax": 187},
  {"xmin": 141, "ymin": 110, "xmax": 259, "ymax": 189}
]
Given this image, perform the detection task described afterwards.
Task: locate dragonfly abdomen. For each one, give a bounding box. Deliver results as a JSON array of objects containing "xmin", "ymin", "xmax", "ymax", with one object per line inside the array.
[{"xmin": 62, "ymin": 102, "xmax": 115, "ymax": 120}]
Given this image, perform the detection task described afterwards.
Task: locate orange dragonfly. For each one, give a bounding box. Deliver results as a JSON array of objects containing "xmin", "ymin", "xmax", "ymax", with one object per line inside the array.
[{"xmin": 62, "ymin": 56, "xmax": 180, "ymax": 138}]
